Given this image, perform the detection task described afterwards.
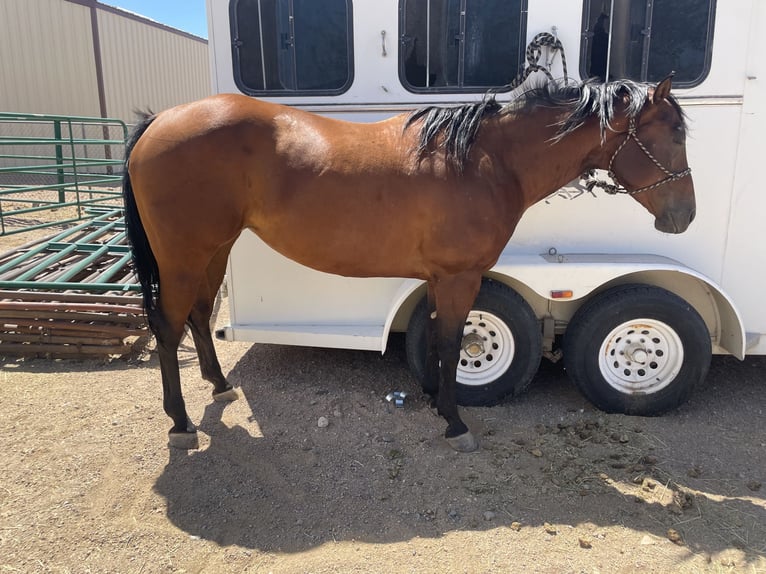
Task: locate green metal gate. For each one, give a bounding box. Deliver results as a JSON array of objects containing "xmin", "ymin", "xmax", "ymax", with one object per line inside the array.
[
  {"xmin": 0, "ymin": 113, "xmax": 147, "ymax": 357},
  {"xmin": 0, "ymin": 111, "xmax": 127, "ymax": 236},
  {"xmin": 0, "ymin": 208, "xmax": 146, "ymax": 358}
]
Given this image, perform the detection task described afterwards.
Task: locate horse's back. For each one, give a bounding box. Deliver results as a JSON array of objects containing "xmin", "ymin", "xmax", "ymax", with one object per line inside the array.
[{"xmin": 125, "ymin": 93, "xmax": 501, "ymax": 279}]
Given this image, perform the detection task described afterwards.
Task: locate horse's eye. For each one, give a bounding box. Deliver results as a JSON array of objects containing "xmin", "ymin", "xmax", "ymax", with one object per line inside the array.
[{"xmin": 673, "ymin": 125, "xmax": 686, "ymax": 143}]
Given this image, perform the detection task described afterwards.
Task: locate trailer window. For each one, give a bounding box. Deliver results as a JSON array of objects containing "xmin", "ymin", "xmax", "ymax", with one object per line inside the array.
[
  {"xmin": 399, "ymin": 0, "xmax": 527, "ymax": 93},
  {"xmin": 581, "ymin": 0, "xmax": 716, "ymax": 87},
  {"xmin": 231, "ymin": 0, "xmax": 353, "ymax": 95}
]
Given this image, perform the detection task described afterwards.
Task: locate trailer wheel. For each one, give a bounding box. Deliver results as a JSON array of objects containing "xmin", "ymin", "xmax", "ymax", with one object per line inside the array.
[
  {"xmin": 406, "ymin": 279, "xmax": 542, "ymax": 406},
  {"xmin": 563, "ymin": 284, "xmax": 711, "ymax": 415}
]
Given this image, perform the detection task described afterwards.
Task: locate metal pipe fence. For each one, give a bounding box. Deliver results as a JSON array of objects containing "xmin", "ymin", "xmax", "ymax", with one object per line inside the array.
[{"xmin": 0, "ymin": 112, "xmax": 128, "ymax": 236}]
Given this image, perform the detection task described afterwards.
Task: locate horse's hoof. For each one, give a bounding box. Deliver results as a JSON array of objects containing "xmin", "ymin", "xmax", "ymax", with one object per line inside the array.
[
  {"xmin": 213, "ymin": 388, "xmax": 239, "ymax": 402},
  {"xmin": 446, "ymin": 431, "xmax": 479, "ymax": 453},
  {"xmin": 168, "ymin": 431, "xmax": 200, "ymax": 450}
]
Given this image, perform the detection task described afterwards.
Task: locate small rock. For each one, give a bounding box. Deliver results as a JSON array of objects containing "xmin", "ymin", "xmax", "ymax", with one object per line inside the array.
[
  {"xmin": 483, "ymin": 511, "xmax": 496, "ymax": 521},
  {"xmin": 619, "ymin": 434, "xmax": 630, "ymax": 444},
  {"xmin": 578, "ymin": 537, "xmax": 593, "ymax": 549},
  {"xmin": 510, "ymin": 521, "xmax": 522, "ymax": 531},
  {"xmin": 317, "ymin": 416, "xmax": 329, "ymax": 428},
  {"xmin": 640, "ymin": 534, "xmax": 656, "ymax": 546},
  {"xmin": 746, "ymin": 480, "xmax": 762, "ymax": 492},
  {"xmin": 673, "ymin": 490, "xmax": 695, "ymax": 510},
  {"xmin": 544, "ymin": 522, "xmax": 557, "ymax": 535},
  {"xmin": 667, "ymin": 528, "xmax": 684, "ymax": 545},
  {"xmin": 641, "ymin": 479, "xmax": 657, "ymax": 492},
  {"xmin": 640, "ymin": 454, "xmax": 659, "ymax": 465},
  {"xmin": 530, "ymin": 448, "xmax": 543, "ymax": 458},
  {"xmin": 687, "ymin": 466, "xmax": 702, "ymax": 478},
  {"xmin": 333, "ymin": 409, "xmax": 342, "ymax": 418}
]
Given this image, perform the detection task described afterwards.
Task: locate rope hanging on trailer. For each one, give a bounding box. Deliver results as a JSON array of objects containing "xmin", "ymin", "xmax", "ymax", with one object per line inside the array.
[{"xmin": 507, "ymin": 32, "xmax": 569, "ymax": 91}]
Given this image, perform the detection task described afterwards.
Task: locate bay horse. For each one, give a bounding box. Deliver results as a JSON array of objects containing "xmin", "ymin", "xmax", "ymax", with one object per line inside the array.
[{"xmin": 122, "ymin": 76, "xmax": 694, "ymax": 452}]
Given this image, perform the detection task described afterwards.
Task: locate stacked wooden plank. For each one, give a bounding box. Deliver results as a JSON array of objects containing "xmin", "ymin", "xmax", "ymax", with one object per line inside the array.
[{"xmin": 0, "ymin": 209, "xmax": 148, "ymax": 358}]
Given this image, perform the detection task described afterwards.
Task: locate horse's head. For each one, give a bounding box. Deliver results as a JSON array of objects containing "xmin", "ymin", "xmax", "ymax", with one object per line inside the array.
[{"xmin": 607, "ymin": 76, "xmax": 695, "ymax": 234}]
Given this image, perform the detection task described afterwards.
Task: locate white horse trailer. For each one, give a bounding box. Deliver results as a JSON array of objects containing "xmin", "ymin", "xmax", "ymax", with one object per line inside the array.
[{"xmin": 206, "ymin": 0, "xmax": 764, "ymax": 414}]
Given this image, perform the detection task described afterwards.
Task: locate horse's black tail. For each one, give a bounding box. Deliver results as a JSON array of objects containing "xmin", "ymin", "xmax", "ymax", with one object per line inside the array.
[{"xmin": 122, "ymin": 112, "xmax": 159, "ymax": 314}]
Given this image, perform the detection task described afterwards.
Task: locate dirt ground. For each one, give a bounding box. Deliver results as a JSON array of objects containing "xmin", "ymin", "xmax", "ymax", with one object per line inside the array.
[{"xmin": 1, "ymin": 292, "xmax": 765, "ymax": 574}]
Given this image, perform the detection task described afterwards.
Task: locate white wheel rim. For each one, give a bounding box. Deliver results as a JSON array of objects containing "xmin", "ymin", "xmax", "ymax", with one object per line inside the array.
[
  {"xmin": 457, "ymin": 310, "xmax": 515, "ymax": 386},
  {"xmin": 598, "ymin": 319, "xmax": 684, "ymax": 395}
]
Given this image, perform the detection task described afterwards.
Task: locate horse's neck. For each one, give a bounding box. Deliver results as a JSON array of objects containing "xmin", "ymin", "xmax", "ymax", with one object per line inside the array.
[{"xmin": 492, "ymin": 109, "xmax": 613, "ymax": 208}]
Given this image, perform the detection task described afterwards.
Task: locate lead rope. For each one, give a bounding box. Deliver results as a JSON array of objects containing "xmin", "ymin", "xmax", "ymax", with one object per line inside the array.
[
  {"xmin": 506, "ymin": 34, "xmax": 690, "ymax": 197},
  {"xmin": 507, "ymin": 32, "xmax": 568, "ymax": 91}
]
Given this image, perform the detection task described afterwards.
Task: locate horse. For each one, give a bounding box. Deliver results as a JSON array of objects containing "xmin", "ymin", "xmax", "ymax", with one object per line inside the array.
[{"xmin": 122, "ymin": 75, "xmax": 694, "ymax": 452}]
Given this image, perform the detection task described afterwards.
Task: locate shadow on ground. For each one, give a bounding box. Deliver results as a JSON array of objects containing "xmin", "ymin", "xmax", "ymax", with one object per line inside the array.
[{"xmin": 153, "ymin": 337, "xmax": 766, "ymax": 561}]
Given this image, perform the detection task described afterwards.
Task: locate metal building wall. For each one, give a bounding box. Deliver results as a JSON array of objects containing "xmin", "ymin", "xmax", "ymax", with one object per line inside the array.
[
  {"xmin": 0, "ymin": 0, "xmax": 210, "ymax": 123},
  {"xmin": 97, "ymin": 8, "xmax": 211, "ymax": 123},
  {"xmin": 0, "ymin": 0, "xmax": 101, "ymax": 116}
]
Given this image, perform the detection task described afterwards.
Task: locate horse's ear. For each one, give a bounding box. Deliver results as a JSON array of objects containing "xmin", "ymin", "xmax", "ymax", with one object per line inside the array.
[{"xmin": 652, "ymin": 73, "xmax": 675, "ymax": 103}]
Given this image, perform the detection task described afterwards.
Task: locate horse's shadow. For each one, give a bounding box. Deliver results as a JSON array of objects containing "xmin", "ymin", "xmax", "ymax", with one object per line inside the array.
[{"xmin": 154, "ymin": 340, "xmax": 766, "ymax": 560}]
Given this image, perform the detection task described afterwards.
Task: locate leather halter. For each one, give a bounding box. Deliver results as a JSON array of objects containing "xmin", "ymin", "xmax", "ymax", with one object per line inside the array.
[{"xmin": 583, "ymin": 118, "xmax": 692, "ymax": 196}]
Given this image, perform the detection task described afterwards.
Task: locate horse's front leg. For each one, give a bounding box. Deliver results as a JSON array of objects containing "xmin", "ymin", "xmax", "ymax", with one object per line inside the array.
[
  {"xmin": 423, "ymin": 282, "xmax": 439, "ymax": 403},
  {"xmin": 430, "ymin": 272, "xmax": 482, "ymax": 452}
]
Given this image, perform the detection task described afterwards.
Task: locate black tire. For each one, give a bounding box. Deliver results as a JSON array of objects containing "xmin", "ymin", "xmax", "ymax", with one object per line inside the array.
[
  {"xmin": 563, "ymin": 284, "xmax": 711, "ymax": 415},
  {"xmin": 405, "ymin": 279, "xmax": 542, "ymax": 406}
]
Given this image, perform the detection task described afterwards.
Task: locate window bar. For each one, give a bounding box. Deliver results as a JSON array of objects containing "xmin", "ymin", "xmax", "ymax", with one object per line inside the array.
[
  {"xmin": 640, "ymin": 0, "xmax": 654, "ymax": 80},
  {"xmin": 288, "ymin": 0, "xmax": 297, "ymax": 89},
  {"xmin": 604, "ymin": 0, "xmax": 615, "ymax": 81},
  {"xmin": 257, "ymin": 0, "xmax": 267, "ymax": 89},
  {"xmin": 426, "ymin": 0, "xmax": 431, "ymax": 88},
  {"xmin": 457, "ymin": 0, "xmax": 467, "ymax": 87},
  {"xmin": 518, "ymin": 1, "xmax": 528, "ymax": 77}
]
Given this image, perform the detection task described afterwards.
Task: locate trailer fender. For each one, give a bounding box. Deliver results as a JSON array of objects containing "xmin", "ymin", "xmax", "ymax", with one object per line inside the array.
[
  {"xmin": 488, "ymin": 253, "xmax": 746, "ymax": 359},
  {"xmin": 383, "ymin": 253, "xmax": 746, "ymax": 359}
]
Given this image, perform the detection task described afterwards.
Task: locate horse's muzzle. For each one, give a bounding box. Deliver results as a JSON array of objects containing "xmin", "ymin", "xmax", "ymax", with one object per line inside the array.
[{"xmin": 655, "ymin": 206, "xmax": 696, "ymax": 234}]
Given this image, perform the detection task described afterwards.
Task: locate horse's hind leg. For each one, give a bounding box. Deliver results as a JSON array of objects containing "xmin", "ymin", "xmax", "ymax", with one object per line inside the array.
[
  {"xmin": 430, "ymin": 272, "xmax": 482, "ymax": 452},
  {"xmin": 152, "ymin": 265, "xmax": 210, "ymax": 449},
  {"xmin": 187, "ymin": 239, "xmax": 238, "ymax": 401},
  {"xmin": 152, "ymin": 305, "xmax": 199, "ymax": 449}
]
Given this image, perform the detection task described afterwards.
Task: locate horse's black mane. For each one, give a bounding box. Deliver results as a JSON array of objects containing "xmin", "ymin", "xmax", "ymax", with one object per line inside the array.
[
  {"xmin": 406, "ymin": 97, "xmax": 504, "ymax": 174},
  {"xmin": 405, "ymin": 78, "xmax": 686, "ymax": 173}
]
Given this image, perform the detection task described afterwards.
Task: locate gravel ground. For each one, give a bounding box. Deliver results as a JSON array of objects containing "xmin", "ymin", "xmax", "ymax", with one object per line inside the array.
[{"xmin": 1, "ymin": 293, "xmax": 765, "ymax": 573}]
